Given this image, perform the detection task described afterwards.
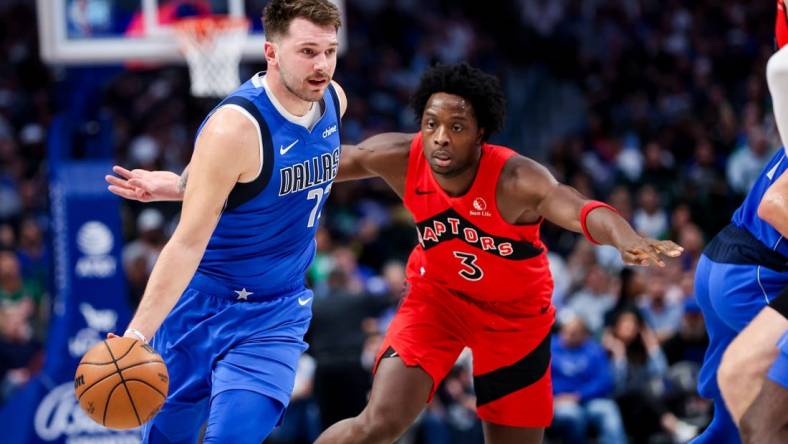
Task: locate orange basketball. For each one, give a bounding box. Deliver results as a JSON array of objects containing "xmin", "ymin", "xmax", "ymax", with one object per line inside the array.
[{"xmin": 74, "ymin": 336, "xmax": 168, "ymax": 429}]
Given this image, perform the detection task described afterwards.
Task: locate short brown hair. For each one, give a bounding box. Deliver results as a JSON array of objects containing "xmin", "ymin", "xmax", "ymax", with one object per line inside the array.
[{"xmin": 262, "ymin": 0, "xmax": 341, "ymax": 41}]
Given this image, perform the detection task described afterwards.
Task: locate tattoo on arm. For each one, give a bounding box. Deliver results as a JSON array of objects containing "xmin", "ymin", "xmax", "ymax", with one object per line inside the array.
[{"xmin": 176, "ymin": 167, "xmax": 189, "ymax": 194}]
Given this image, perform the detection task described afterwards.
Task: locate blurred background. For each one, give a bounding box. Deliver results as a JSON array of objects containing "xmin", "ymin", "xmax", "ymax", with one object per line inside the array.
[{"xmin": 0, "ymin": 0, "xmax": 783, "ymax": 443}]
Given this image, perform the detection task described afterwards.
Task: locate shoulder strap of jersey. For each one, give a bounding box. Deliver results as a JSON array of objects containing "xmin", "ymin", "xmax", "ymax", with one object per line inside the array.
[
  {"xmin": 220, "ymin": 96, "xmax": 275, "ymax": 211},
  {"xmin": 327, "ymin": 83, "xmax": 342, "ymax": 132},
  {"xmin": 479, "ymin": 144, "xmax": 517, "ymax": 193}
]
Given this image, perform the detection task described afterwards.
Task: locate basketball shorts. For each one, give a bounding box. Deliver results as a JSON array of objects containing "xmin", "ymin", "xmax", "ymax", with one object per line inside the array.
[
  {"xmin": 375, "ymin": 277, "xmax": 555, "ymax": 428},
  {"xmin": 694, "ymin": 255, "xmax": 787, "ymax": 400},
  {"xmin": 142, "ymin": 272, "xmax": 312, "ymax": 442}
]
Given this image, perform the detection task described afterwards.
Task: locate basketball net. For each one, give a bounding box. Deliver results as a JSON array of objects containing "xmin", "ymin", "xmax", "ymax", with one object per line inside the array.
[{"xmin": 173, "ymin": 16, "xmax": 250, "ymax": 98}]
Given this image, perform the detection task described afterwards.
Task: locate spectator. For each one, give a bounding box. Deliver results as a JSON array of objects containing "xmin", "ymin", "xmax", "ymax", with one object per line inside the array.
[
  {"xmin": 0, "ymin": 301, "xmax": 38, "ymax": 402},
  {"xmin": 565, "ymin": 264, "xmax": 617, "ymax": 336},
  {"xmin": 551, "ymin": 315, "xmax": 627, "ymax": 444},
  {"xmin": 726, "ymin": 127, "xmax": 774, "ymax": 195},
  {"xmin": 604, "ymin": 267, "xmax": 646, "ymax": 328},
  {"xmin": 604, "ymin": 309, "xmax": 698, "ymax": 443},
  {"xmin": 308, "ymin": 268, "xmax": 389, "ymax": 430},
  {"xmin": 638, "ymin": 270, "xmax": 685, "ymax": 343},
  {"xmin": 0, "ymin": 249, "xmax": 46, "ymax": 339},
  {"xmin": 633, "ymin": 184, "xmax": 670, "ymax": 240},
  {"xmin": 15, "ymin": 217, "xmax": 48, "ymax": 286},
  {"xmin": 662, "ymin": 298, "xmax": 708, "ymax": 367},
  {"xmin": 122, "ymin": 208, "xmax": 165, "ymax": 274}
]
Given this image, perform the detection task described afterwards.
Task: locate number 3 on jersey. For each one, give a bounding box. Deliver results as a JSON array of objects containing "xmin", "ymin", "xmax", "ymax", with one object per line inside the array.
[
  {"xmin": 306, "ymin": 184, "xmax": 332, "ymax": 227},
  {"xmin": 453, "ymin": 251, "xmax": 483, "ymax": 281}
]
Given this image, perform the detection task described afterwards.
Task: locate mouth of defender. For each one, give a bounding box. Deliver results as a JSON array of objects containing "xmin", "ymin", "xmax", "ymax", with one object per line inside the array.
[{"xmin": 432, "ymin": 150, "xmax": 452, "ymax": 168}]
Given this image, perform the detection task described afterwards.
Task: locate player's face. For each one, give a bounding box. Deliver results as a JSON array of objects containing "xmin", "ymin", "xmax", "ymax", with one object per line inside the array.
[
  {"xmin": 269, "ymin": 18, "xmax": 338, "ymax": 102},
  {"xmin": 420, "ymin": 93, "xmax": 484, "ymax": 178}
]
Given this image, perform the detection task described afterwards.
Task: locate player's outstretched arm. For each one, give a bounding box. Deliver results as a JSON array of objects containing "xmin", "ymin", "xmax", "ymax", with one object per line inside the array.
[
  {"xmin": 758, "ymin": 171, "xmax": 788, "ymax": 238},
  {"xmin": 504, "ymin": 156, "xmax": 683, "ymax": 267},
  {"xmin": 120, "ymin": 108, "xmax": 259, "ymax": 341},
  {"xmin": 335, "ymin": 132, "xmax": 412, "ymax": 192},
  {"xmin": 105, "ymin": 165, "xmax": 186, "ymax": 202},
  {"xmin": 739, "ymin": 377, "xmax": 788, "ymax": 444},
  {"xmin": 103, "ymin": 82, "xmax": 346, "ymax": 203}
]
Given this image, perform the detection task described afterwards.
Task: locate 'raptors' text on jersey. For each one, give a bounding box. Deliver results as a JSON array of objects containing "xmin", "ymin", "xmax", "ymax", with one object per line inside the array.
[{"xmin": 404, "ymin": 133, "xmax": 553, "ymax": 310}]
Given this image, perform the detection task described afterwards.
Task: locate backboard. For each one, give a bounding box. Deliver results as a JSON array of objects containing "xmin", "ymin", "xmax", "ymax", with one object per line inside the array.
[{"xmin": 36, "ymin": 0, "xmax": 346, "ymax": 64}]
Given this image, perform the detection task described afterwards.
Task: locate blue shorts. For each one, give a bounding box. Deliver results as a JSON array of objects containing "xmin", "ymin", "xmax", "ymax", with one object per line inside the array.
[
  {"xmin": 691, "ymin": 255, "xmax": 787, "ymax": 444},
  {"xmin": 695, "ymin": 254, "xmax": 786, "ymax": 398},
  {"xmin": 142, "ymin": 272, "xmax": 312, "ymax": 442},
  {"xmin": 768, "ymin": 331, "xmax": 788, "ymax": 389}
]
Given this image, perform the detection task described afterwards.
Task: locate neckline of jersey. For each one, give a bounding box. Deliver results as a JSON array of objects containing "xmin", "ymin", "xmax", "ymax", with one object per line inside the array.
[{"xmin": 254, "ymin": 72, "xmax": 328, "ymax": 134}]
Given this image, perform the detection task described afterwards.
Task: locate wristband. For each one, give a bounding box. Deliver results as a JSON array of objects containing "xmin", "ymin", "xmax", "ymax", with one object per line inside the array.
[
  {"xmin": 124, "ymin": 328, "xmax": 148, "ymax": 344},
  {"xmin": 580, "ymin": 201, "xmax": 619, "ymax": 245}
]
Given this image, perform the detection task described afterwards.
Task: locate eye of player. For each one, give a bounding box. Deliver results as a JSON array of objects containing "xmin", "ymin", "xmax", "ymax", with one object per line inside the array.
[{"xmin": 452, "ymin": 123, "xmax": 463, "ymax": 132}]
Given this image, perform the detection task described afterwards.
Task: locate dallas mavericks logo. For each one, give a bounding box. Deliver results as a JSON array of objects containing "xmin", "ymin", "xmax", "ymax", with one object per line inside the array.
[
  {"xmin": 75, "ymin": 221, "xmax": 117, "ymax": 278},
  {"xmin": 34, "ymin": 382, "xmax": 140, "ymax": 442}
]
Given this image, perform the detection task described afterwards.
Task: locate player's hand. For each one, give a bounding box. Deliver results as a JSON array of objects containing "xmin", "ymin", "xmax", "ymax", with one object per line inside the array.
[
  {"xmin": 616, "ymin": 236, "xmax": 683, "ymax": 267},
  {"xmin": 105, "ymin": 165, "xmax": 182, "ymax": 202}
]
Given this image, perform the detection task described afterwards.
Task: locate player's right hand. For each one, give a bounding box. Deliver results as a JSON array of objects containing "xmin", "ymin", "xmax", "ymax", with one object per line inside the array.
[{"xmin": 105, "ymin": 166, "xmax": 182, "ymax": 202}]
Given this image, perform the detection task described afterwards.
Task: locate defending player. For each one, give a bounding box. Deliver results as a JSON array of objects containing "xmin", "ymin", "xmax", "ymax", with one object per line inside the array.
[
  {"xmin": 106, "ymin": 1, "xmax": 346, "ymax": 442},
  {"xmin": 111, "ymin": 63, "xmax": 682, "ymax": 443}
]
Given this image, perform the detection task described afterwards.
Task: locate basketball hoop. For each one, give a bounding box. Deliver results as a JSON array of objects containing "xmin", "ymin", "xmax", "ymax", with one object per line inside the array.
[{"xmin": 173, "ymin": 16, "xmax": 250, "ymax": 98}]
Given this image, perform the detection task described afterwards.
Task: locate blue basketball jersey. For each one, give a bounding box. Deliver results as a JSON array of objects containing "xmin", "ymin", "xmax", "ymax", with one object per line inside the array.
[
  {"xmin": 195, "ymin": 73, "xmax": 341, "ymax": 294},
  {"xmin": 731, "ymin": 147, "xmax": 788, "ymax": 258}
]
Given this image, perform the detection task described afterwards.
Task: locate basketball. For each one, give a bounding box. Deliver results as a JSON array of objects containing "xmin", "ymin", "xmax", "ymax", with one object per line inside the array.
[{"xmin": 74, "ymin": 337, "xmax": 169, "ymax": 430}]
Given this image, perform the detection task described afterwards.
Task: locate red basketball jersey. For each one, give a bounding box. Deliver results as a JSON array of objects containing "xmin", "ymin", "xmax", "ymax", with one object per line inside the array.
[{"xmin": 404, "ymin": 133, "xmax": 554, "ymax": 312}]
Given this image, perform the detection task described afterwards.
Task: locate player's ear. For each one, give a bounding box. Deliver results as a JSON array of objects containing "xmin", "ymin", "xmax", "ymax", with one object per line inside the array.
[
  {"xmin": 264, "ymin": 41, "xmax": 277, "ymax": 66},
  {"xmin": 476, "ymin": 128, "xmax": 485, "ymax": 145}
]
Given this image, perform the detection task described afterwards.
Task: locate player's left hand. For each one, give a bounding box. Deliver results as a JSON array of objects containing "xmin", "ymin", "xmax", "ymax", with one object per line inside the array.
[
  {"xmin": 105, "ymin": 166, "xmax": 182, "ymax": 202},
  {"xmin": 616, "ymin": 236, "xmax": 683, "ymax": 267}
]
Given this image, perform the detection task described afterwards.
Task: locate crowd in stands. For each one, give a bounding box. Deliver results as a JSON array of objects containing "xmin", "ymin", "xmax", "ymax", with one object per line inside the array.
[{"xmin": 0, "ymin": 0, "xmax": 784, "ymax": 442}]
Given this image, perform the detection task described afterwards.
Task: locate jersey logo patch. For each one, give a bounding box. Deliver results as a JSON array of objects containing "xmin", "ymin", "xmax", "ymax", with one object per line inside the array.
[
  {"xmin": 471, "ymin": 197, "xmax": 491, "ymax": 217},
  {"xmin": 279, "ymin": 139, "xmax": 299, "ymax": 155},
  {"xmin": 766, "ymin": 155, "xmax": 784, "ymax": 180}
]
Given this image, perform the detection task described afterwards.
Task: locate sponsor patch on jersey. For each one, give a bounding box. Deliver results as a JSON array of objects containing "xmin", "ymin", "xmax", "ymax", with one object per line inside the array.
[{"xmin": 470, "ymin": 197, "xmax": 491, "ymax": 217}]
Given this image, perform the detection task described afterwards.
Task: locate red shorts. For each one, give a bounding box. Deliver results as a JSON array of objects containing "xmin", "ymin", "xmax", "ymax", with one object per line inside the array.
[{"xmin": 375, "ymin": 277, "xmax": 555, "ymax": 428}]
